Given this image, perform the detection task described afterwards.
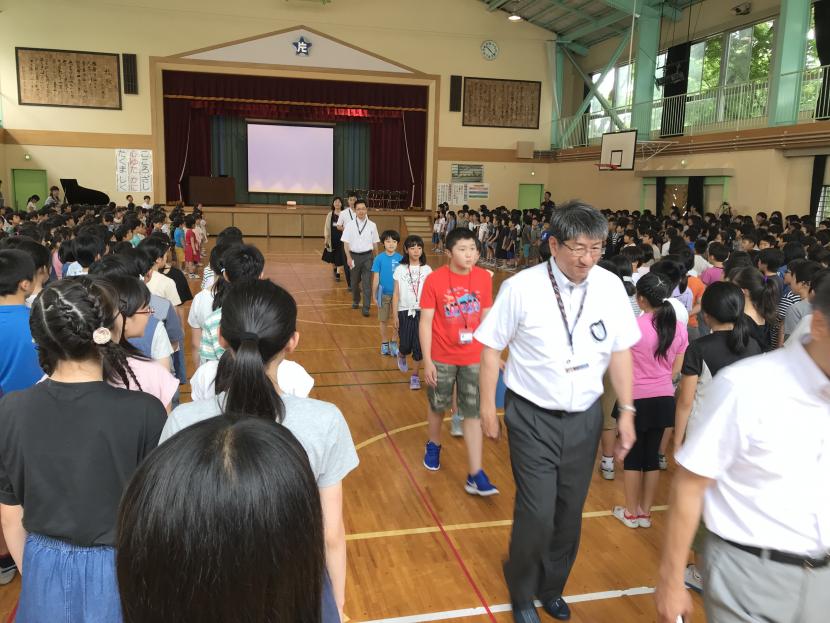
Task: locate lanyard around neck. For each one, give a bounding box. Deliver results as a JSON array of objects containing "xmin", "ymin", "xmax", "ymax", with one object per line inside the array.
[{"xmin": 546, "ymin": 260, "xmax": 587, "ymax": 355}]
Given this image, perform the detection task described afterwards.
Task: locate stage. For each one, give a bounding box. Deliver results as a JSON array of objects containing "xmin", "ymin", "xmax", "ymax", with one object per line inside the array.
[{"xmin": 201, "ymin": 205, "xmax": 429, "ymax": 238}]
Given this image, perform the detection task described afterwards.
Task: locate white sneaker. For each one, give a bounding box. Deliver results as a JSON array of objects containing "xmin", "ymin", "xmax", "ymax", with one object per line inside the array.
[
  {"xmin": 658, "ymin": 454, "xmax": 668, "ymax": 470},
  {"xmin": 637, "ymin": 514, "xmax": 652, "ymax": 528},
  {"xmin": 600, "ymin": 460, "xmax": 615, "ymax": 480},
  {"xmin": 684, "ymin": 564, "xmax": 703, "ymax": 594},
  {"xmin": 450, "ymin": 413, "xmax": 463, "ymax": 437},
  {"xmin": 613, "ymin": 506, "xmax": 639, "ymax": 529},
  {"xmin": 0, "ymin": 563, "xmax": 16, "ymax": 586}
]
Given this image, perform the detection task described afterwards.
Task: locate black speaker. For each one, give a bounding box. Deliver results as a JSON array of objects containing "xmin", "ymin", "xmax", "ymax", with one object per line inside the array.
[
  {"xmin": 122, "ymin": 53, "xmax": 138, "ymax": 95},
  {"xmin": 449, "ymin": 75, "xmax": 462, "ymax": 112}
]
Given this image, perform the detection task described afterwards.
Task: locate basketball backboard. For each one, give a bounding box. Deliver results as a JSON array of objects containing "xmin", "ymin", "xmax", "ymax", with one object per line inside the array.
[{"xmin": 600, "ymin": 130, "xmax": 637, "ymax": 171}]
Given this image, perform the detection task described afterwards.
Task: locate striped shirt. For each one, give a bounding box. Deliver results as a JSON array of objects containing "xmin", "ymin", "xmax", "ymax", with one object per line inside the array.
[{"xmin": 199, "ymin": 308, "xmax": 224, "ymax": 364}]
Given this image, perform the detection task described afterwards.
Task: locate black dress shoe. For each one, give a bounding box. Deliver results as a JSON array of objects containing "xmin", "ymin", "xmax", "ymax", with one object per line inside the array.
[
  {"xmin": 541, "ymin": 597, "xmax": 571, "ymax": 621},
  {"xmin": 352, "ymin": 303, "xmax": 359, "ymax": 309},
  {"xmin": 511, "ymin": 603, "xmax": 541, "ymax": 623},
  {"xmin": 362, "ymin": 309, "xmax": 370, "ymax": 317}
]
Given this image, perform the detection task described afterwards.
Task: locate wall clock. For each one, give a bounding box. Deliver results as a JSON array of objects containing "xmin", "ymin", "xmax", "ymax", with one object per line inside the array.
[{"xmin": 481, "ymin": 40, "xmax": 499, "ymax": 60}]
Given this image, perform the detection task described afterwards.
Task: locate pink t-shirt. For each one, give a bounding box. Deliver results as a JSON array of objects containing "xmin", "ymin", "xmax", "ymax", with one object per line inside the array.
[
  {"xmin": 700, "ymin": 265, "xmax": 724, "ymax": 286},
  {"xmin": 110, "ymin": 357, "xmax": 178, "ymax": 409},
  {"xmin": 632, "ymin": 313, "xmax": 688, "ymax": 400}
]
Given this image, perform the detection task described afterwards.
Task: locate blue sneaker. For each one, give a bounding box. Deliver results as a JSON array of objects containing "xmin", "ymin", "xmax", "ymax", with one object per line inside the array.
[
  {"xmin": 423, "ymin": 441, "xmax": 441, "ymax": 471},
  {"xmin": 380, "ymin": 342, "xmax": 390, "ymax": 356},
  {"xmin": 389, "ymin": 341, "xmax": 399, "ymax": 356},
  {"xmin": 465, "ymin": 470, "xmax": 499, "ymax": 496}
]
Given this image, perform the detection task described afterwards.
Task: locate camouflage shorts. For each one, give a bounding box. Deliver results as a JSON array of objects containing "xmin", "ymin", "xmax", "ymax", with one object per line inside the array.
[{"xmin": 427, "ymin": 361, "xmax": 480, "ymax": 419}]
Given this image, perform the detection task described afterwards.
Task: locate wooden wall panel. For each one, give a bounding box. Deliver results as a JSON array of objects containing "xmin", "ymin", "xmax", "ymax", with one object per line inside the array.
[{"xmin": 269, "ymin": 213, "xmax": 302, "ymax": 237}]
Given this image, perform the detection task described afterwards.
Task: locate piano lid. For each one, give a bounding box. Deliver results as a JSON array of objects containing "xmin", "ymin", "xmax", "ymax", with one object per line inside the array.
[{"xmin": 60, "ymin": 178, "xmax": 110, "ymax": 206}]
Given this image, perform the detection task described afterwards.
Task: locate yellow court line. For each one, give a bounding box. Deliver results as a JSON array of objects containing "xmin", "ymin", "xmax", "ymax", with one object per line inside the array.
[
  {"xmin": 297, "ymin": 318, "xmax": 376, "ymax": 328},
  {"xmin": 346, "ymin": 507, "xmax": 670, "ymax": 542},
  {"xmin": 355, "ymin": 416, "xmax": 505, "ymax": 452}
]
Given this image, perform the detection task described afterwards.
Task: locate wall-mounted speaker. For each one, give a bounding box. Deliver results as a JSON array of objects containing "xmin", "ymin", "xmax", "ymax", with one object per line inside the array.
[
  {"xmin": 123, "ymin": 53, "xmax": 138, "ymax": 95},
  {"xmin": 449, "ymin": 75, "xmax": 462, "ymax": 112},
  {"xmin": 516, "ymin": 141, "xmax": 535, "ymax": 159}
]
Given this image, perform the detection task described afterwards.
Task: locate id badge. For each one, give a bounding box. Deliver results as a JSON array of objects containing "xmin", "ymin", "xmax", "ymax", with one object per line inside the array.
[
  {"xmin": 564, "ymin": 358, "xmax": 589, "ymax": 374},
  {"xmin": 459, "ymin": 330, "xmax": 474, "ymax": 345}
]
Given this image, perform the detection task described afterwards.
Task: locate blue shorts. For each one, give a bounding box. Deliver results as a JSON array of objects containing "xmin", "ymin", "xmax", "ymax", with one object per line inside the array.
[{"xmin": 17, "ymin": 533, "xmax": 121, "ymax": 623}]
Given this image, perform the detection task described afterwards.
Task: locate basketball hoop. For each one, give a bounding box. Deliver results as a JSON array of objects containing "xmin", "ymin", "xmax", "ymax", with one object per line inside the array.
[{"xmin": 594, "ymin": 163, "xmax": 621, "ymax": 171}]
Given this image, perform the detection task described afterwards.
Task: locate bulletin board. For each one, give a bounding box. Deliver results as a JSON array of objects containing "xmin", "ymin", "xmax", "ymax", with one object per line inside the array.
[
  {"xmin": 462, "ymin": 77, "xmax": 541, "ymax": 129},
  {"xmin": 16, "ymin": 47, "xmax": 122, "ymax": 110}
]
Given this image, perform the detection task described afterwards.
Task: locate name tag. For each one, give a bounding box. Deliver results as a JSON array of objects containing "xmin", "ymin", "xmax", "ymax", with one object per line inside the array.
[
  {"xmin": 564, "ymin": 358, "xmax": 589, "ymax": 374},
  {"xmin": 459, "ymin": 330, "xmax": 474, "ymax": 345}
]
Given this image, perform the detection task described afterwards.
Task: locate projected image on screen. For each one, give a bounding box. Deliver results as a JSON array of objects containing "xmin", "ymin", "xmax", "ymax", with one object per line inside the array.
[{"xmin": 247, "ymin": 123, "xmax": 334, "ymax": 194}]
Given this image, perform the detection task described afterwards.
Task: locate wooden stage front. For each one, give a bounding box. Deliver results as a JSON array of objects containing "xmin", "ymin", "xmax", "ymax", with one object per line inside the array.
[{"xmin": 201, "ymin": 205, "xmax": 429, "ymax": 238}]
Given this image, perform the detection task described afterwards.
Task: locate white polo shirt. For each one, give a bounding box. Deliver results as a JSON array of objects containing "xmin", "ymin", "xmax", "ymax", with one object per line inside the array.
[
  {"xmin": 475, "ymin": 258, "xmax": 641, "ymax": 412},
  {"xmin": 341, "ymin": 217, "xmax": 380, "ymax": 254},
  {"xmin": 677, "ymin": 338, "xmax": 830, "ymax": 557},
  {"xmin": 335, "ymin": 207, "xmax": 355, "ymax": 230}
]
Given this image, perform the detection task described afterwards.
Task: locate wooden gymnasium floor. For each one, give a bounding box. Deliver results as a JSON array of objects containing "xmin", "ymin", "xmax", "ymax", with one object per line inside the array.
[{"xmin": 0, "ymin": 237, "xmax": 705, "ymax": 622}]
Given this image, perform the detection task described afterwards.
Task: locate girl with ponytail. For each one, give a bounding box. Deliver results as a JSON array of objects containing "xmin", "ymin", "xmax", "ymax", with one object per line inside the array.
[
  {"xmin": 198, "ymin": 243, "xmax": 265, "ymax": 363},
  {"xmin": 727, "ymin": 265, "xmax": 780, "ymax": 351},
  {"xmin": 613, "ymin": 271, "xmax": 688, "ymax": 530},
  {"xmin": 672, "ymin": 280, "xmax": 763, "ymax": 592},
  {"xmin": 161, "ymin": 279, "xmax": 358, "ymax": 623},
  {"xmin": 0, "ymin": 277, "xmax": 167, "ymax": 621}
]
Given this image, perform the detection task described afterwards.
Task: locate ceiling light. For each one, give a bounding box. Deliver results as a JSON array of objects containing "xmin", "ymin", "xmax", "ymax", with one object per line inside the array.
[{"xmin": 508, "ymin": 13, "xmax": 522, "ymax": 21}]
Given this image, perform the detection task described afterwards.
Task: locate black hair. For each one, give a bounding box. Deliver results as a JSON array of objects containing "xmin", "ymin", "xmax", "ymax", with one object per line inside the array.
[
  {"xmin": 31, "ymin": 277, "xmax": 139, "ymax": 389},
  {"xmin": 138, "ymin": 237, "xmax": 169, "ymax": 264},
  {"xmin": 106, "ymin": 275, "xmax": 152, "ymax": 366},
  {"xmin": 0, "ymin": 236, "xmax": 49, "ymax": 273},
  {"xmin": 651, "ymin": 256, "xmax": 687, "ymax": 293},
  {"xmin": 73, "ymin": 234, "xmax": 105, "ymax": 268},
  {"xmin": 793, "ymin": 260, "xmax": 822, "ymax": 286},
  {"xmin": 0, "ymin": 249, "xmax": 35, "ymax": 296},
  {"xmin": 400, "ymin": 235, "xmax": 427, "ymax": 266},
  {"xmin": 782, "ymin": 241, "xmax": 806, "ymax": 263},
  {"xmin": 216, "ymin": 227, "xmax": 244, "ymax": 246},
  {"xmin": 380, "ymin": 230, "xmax": 401, "ymax": 244},
  {"xmin": 330, "ymin": 196, "xmax": 343, "ymax": 211},
  {"xmin": 184, "ymin": 215, "xmax": 196, "ymax": 228},
  {"xmin": 700, "ymin": 281, "xmax": 751, "ymax": 355},
  {"xmin": 215, "ymin": 280, "xmax": 297, "ymax": 423},
  {"xmin": 212, "ymin": 244, "xmax": 266, "ymax": 311},
  {"xmin": 635, "ymin": 271, "xmax": 677, "ymax": 360},
  {"xmin": 723, "ymin": 251, "xmax": 754, "ymax": 273},
  {"xmin": 757, "ymin": 248, "xmax": 785, "ymax": 273},
  {"xmin": 812, "ymin": 269, "xmax": 830, "ymax": 318},
  {"xmin": 727, "ymin": 266, "xmax": 780, "ymax": 324},
  {"xmin": 444, "ymin": 227, "xmax": 477, "ymax": 251},
  {"xmin": 117, "ymin": 417, "xmax": 324, "ymax": 623}
]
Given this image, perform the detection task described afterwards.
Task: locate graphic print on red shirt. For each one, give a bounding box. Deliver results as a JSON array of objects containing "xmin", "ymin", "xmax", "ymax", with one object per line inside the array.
[{"xmin": 420, "ymin": 266, "xmax": 493, "ymax": 366}]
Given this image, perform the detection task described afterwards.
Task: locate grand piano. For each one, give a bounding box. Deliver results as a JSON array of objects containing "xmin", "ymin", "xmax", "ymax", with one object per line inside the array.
[{"xmin": 60, "ymin": 179, "xmax": 110, "ymax": 206}]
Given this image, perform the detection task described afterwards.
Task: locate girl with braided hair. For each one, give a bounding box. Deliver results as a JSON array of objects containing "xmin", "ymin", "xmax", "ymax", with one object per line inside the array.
[
  {"xmin": 0, "ymin": 276, "xmax": 167, "ymax": 622},
  {"xmin": 613, "ymin": 271, "xmax": 688, "ymax": 530}
]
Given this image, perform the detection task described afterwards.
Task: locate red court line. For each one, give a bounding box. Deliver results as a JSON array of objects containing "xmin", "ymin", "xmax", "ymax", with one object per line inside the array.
[{"xmin": 291, "ymin": 265, "xmax": 497, "ymax": 622}]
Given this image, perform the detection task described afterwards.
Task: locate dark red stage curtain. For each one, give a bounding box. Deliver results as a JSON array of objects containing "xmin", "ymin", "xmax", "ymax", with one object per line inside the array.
[
  {"xmin": 163, "ymin": 70, "xmax": 428, "ymax": 110},
  {"xmin": 163, "ymin": 99, "xmax": 211, "ymax": 201},
  {"xmin": 370, "ymin": 112, "xmax": 426, "ymax": 208}
]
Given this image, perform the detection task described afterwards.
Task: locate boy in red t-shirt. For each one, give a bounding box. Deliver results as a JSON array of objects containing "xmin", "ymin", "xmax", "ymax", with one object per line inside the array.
[
  {"xmin": 184, "ymin": 215, "xmax": 199, "ymax": 279},
  {"xmin": 419, "ymin": 228, "xmax": 498, "ymax": 496}
]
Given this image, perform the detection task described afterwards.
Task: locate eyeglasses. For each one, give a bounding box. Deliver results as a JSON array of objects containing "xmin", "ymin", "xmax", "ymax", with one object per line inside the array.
[
  {"xmin": 560, "ymin": 241, "xmax": 604, "ymax": 258},
  {"xmin": 133, "ymin": 307, "xmax": 155, "ymax": 316}
]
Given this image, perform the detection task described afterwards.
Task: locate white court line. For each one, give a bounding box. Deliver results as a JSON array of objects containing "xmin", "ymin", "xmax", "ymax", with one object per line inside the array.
[{"xmin": 359, "ymin": 586, "xmax": 655, "ymax": 623}]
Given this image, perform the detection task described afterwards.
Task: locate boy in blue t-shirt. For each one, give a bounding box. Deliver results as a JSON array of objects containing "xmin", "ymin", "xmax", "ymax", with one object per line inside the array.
[
  {"xmin": 0, "ymin": 249, "xmax": 44, "ymax": 393},
  {"xmin": 372, "ymin": 230, "xmax": 402, "ymax": 356},
  {"xmin": 172, "ymin": 218, "xmax": 186, "ymax": 268}
]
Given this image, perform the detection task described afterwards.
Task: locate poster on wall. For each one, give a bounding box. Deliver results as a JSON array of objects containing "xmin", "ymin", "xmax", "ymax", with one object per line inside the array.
[
  {"xmin": 450, "ymin": 183, "xmax": 467, "ymax": 206},
  {"xmin": 437, "ymin": 183, "xmax": 451, "ymax": 205},
  {"xmin": 451, "ymin": 164, "xmax": 483, "ymax": 183},
  {"xmin": 466, "ymin": 183, "xmax": 490, "ymax": 200},
  {"xmin": 115, "ymin": 149, "xmax": 153, "ymax": 193},
  {"xmin": 16, "ymin": 48, "xmax": 122, "ymax": 109}
]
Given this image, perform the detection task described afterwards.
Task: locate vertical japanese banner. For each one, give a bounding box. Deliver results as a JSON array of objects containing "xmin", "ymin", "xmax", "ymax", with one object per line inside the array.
[{"xmin": 115, "ymin": 149, "xmax": 153, "ymax": 193}]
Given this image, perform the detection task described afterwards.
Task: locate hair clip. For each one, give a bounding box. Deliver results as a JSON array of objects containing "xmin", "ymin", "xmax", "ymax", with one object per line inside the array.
[{"xmin": 92, "ymin": 327, "xmax": 112, "ymax": 345}]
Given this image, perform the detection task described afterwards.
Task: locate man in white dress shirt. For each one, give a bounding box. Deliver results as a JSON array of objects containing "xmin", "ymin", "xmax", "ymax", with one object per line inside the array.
[
  {"xmin": 341, "ymin": 198, "xmax": 379, "ymax": 317},
  {"xmin": 655, "ymin": 273, "xmax": 830, "ymax": 623},
  {"xmin": 476, "ymin": 201, "xmax": 641, "ymax": 623}
]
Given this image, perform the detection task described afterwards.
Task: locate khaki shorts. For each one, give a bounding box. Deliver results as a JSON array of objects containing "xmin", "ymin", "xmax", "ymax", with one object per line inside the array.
[
  {"xmin": 378, "ymin": 294, "xmax": 393, "ymax": 322},
  {"xmin": 600, "ymin": 371, "xmax": 617, "ymax": 430},
  {"xmin": 427, "ymin": 361, "xmax": 480, "ymax": 419},
  {"xmin": 174, "ymin": 247, "xmax": 185, "ymax": 264}
]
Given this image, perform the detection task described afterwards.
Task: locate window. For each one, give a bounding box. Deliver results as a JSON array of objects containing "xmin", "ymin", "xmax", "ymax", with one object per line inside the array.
[{"xmin": 817, "ymin": 186, "xmax": 830, "ymax": 226}]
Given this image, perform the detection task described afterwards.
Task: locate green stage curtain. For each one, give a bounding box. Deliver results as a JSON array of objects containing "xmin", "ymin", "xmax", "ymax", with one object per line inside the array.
[{"xmin": 210, "ymin": 116, "xmax": 370, "ymax": 205}]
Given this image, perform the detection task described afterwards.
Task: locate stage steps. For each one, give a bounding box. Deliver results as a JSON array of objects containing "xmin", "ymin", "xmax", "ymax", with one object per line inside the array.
[{"xmin": 403, "ymin": 215, "xmax": 432, "ymax": 241}]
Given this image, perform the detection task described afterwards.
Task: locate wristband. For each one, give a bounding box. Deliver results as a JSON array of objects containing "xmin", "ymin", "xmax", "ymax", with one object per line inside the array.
[{"xmin": 617, "ymin": 404, "xmax": 637, "ymax": 414}]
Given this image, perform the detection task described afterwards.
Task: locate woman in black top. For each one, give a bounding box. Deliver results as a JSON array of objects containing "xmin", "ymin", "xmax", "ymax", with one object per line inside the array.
[
  {"xmin": 323, "ymin": 196, "xmax": 349, "ymax": 285},
  {"xmin": 0, "ymin": 277, "xmax": 166, "ymax": 622},
  {"xmin": 727, "ymin": 266, "xmax": 780, "ymax": 351}
]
